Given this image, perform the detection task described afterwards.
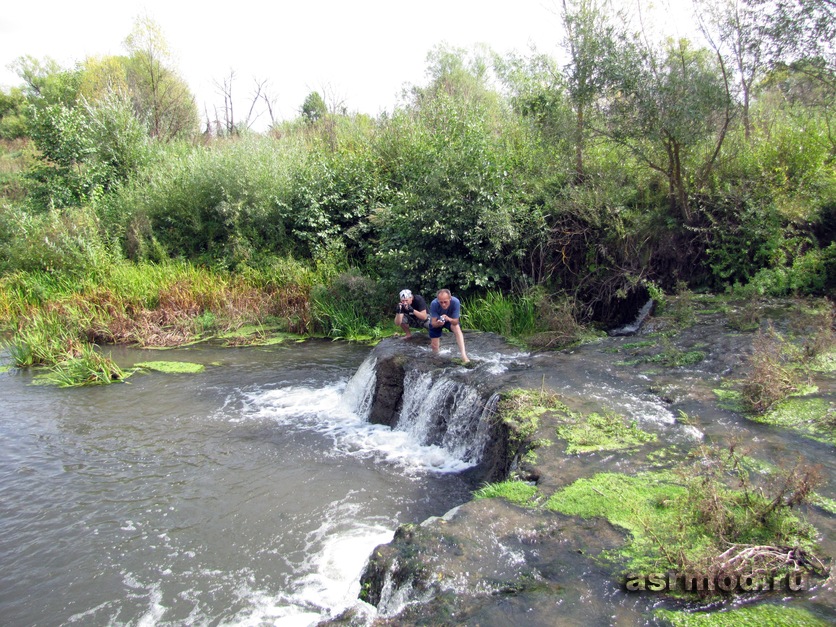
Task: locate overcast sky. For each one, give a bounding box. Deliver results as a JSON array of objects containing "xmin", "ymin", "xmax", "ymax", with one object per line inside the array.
[{"xmin": 0, "ymin": 1, "xmax": 697, "ymax": 130}]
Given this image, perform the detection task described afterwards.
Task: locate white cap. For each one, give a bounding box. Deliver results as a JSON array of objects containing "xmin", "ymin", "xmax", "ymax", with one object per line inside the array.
[{"xmin": 399, "ymin": 289, "xmax": 412, "ymax": 300}]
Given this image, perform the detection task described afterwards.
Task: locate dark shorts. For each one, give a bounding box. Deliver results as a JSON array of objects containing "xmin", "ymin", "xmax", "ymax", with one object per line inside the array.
[
  {"xmin": 428, "ymin": 321, "xmax": 452, "ymax": 338},
  {"xmin": 404, "ymin": 314, "xmax": 430, "ymax": 330}
]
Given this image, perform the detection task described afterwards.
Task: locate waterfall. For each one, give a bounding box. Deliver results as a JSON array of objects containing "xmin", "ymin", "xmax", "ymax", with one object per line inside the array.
[
  {"xmin": 397, "ymin": 371, "xmax": 496, "ymax": 464},
  {"xmin": 609, "ymin": 299, "xmax": 654, "ymax": 336},
  {"xmin": 341, "ymin": 352, "xmax": 499, "ymax": 469},
  {"xmin": 342, "ymin": 356, "xmax": 377, "ymax": 421}
]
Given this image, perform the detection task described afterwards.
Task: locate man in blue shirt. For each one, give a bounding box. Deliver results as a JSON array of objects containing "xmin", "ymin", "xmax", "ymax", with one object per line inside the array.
[{"xmin": 429, "ymin": 288, "xmax": 469, "ymax": 363}]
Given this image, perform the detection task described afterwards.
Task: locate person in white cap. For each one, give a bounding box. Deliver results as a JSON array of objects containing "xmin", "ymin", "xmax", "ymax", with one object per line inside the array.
[{"xmin": 394, "ymin": 288, "xmax": 430, "ymax": 338}]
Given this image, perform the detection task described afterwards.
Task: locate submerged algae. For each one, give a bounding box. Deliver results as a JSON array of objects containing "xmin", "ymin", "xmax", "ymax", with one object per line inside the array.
[
  {"xmin": 750, "ymin": 396, "xmax": 835, "ymax": 446},
  {"xmin": 134, "ymin": 360, "xmax": 205, "ymax": 374},
  {"xmin": 656, "ymin": 604, "xmax": 829, "ymax": 626}
]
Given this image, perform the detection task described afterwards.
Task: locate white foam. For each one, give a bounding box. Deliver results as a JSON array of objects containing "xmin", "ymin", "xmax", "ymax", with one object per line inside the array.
[{"xmin": 241, "ymin": 380, "xmax": 477, "ymax": 474}]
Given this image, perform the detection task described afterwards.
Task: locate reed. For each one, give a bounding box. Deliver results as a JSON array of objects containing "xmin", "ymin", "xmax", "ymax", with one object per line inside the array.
[{"xmin": 462, "ymin": 290, "xmax": 539, "ymax": 338}]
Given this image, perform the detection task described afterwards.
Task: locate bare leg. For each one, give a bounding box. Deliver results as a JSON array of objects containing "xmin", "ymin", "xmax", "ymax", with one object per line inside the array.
[
  {"xmin": 431, "ymin": 337, "xmax": 440, "ymax": 353},
  {"xmin": 451, "ymin": 325, "xmax": 469, "ymax": 363},
  {"xmin": 395, "ymin": 314, "xmax": 412, "ymax": 338}
]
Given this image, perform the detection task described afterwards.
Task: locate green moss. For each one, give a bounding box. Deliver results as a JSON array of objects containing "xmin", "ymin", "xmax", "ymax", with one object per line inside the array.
[
  {"xmin": 623, "ymin": 340, "xmax": 656, "ymax": 350},
  {"xmin": 545, "ymin": 472, "xmax": 681, "ymax": 534},
  {"xmin": 134, "ymin": 360, "xmax": 205, "ymax": 374},
  {"xmin": 810, "ymin": 493, "xmax": 836, "ymax": 515},
  {"xmin": 498, "ymin": 388, "xmax": 567, "ymax": 444},
  {"xmin": 544, "ymin": 464, "xmax": 820, "ymax": 576},
  {"xmin": 655, "ymin": 605, "xmax": 828, "ymax": 626},
  {"xmin": 713, "ymin": 388, "xmax": 746, "ymax": 412},
  {"xmin": 473, "ymin": 480, "xmax": 539, "ymax": 506},
  {"xmin": 750, "ymin": 397, "xmax": 835, "ymax": 445},
  {"xmin": 0, "ymin": 364, "xmax": 10, "ymax": 374},
  {"xmin": 545, "ymin": 471, "xmax": 688, "ymax": 571},
  {"xmin": 808, "ymin": 350, "xmax": 836, "ymax": 373},
  {"xmin": 556, "ymin": 410, "xmax": 657, "ymax": 454}
]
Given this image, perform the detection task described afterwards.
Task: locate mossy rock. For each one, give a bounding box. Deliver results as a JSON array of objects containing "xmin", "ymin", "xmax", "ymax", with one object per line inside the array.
[
  {"xmin": 750, "ymin": 396, "xmax": 835, "ymax": 446},
  {"xmin": 134, "ymin": 360, "xmax": 205, "ymax": 374},
  {"xmin": 655, "ymin": 604, "xmax": 828, "ymax": 626}
]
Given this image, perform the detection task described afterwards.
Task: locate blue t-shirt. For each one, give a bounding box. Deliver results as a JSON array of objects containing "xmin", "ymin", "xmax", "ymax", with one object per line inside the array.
[{"xmin": 430, "ymin": 296, "xmax": 461, "ymax": 321}]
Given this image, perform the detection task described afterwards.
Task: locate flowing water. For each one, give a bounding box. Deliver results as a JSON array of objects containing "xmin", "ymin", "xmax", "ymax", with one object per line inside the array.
[
  {"xmin": 0, "ymin": 341, "xmax": 485, "ymax": 626},
  {"xmin": 1, "ymin": 315, "xmax": 834, "ymax": 626}
]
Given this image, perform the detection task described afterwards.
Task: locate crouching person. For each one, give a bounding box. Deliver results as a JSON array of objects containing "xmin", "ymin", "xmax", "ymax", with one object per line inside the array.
[
  {"xmin": 429, "ymin": 288, "xmax": 469, "ymax": 363},
  {"xmin": 395, "ymin": 289, "xmax": 430, "ymax": 338}
]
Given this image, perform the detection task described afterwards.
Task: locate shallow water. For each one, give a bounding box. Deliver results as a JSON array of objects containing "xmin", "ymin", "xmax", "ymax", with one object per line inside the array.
[{"xmin": 0, "ymin": 342, "xmax": 475, "ymax": 626}]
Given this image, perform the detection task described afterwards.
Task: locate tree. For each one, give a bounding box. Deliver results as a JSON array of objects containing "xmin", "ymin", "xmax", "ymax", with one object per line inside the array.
[
  {"xmin": 12, "ymin": 55, "xmax": 82, "ymax": 109},
  {"xmin": 301, "ymin": 91, "xmax": 327, "ymax": 123},
  {"xmin": 560, "ymin": 0, "xmax": 618, "ymax": 181},
  {"xmin": 601, "ymin": 37, "xmax": 732, "ymax": 220},
  {"xmin": 123, "ymin": 15, "xmax": 198, "ymax": 141},
  {"xmin": 0, "ymin": 87, "xmax": 28, "ymax": 139},
  {"xmin": 79, "ymin": 55, "xmax": 131, "ymax": 104},
  {"xmin": 696, "ymin": 0, "xmax": 766, "ymax": 140}
]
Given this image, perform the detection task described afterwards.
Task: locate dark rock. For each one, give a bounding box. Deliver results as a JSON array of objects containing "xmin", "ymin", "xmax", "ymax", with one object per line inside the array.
[{"xmin": 367, "ymin": 355, "xmax": 406, "ymax": 427}]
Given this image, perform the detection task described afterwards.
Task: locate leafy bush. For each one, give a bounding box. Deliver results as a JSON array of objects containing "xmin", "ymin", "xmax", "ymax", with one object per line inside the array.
[
  {"xmin": 0, "ymin": 203, "xmax": 112, "ymax": 275},
  {"xmin": 311, "ymin": 269, "xmax": 390, "ymax": 340}
]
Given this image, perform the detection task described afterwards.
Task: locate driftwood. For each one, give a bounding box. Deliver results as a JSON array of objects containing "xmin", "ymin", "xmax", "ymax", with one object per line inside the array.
[{"xmin": 711, "ymin": 544, "xmax": 830, "ymax": 578}]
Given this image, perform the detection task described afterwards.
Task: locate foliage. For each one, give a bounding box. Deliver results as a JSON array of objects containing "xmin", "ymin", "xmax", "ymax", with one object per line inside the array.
[
  {"xmin": 24, "ymin": 91, "xmax": 149, "ymax": 209},
  {"xmin": 546, "ymin": 444, "xmax": 824, "ymax": 577},
  {"xmin": 0, "ymin": 204, "xmax": 112, "ymax": 275},
  {"xmin": 473, "ymin": 480, "xmax": 539, "ymax": 506}
]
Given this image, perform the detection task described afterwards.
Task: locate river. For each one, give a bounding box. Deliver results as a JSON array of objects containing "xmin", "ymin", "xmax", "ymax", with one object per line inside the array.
[
  {"xmin": 1, "ymin": 308, "xmax": 834, "ymax": 625},
  {"xmin": 0, "ymin": 341, "xmax": 475, "ymax": 626}
]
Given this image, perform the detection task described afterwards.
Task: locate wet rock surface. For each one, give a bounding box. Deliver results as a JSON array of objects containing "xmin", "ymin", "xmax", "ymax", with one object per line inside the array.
[{"xmin": 328, "ymin": 297, "xmax": 836, "ymax": 626}]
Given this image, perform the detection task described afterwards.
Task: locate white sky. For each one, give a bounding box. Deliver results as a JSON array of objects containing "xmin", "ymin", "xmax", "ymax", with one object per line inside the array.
[{"xmin": 0, "ymin": 1, "xmax": 698, "ymax": 131}]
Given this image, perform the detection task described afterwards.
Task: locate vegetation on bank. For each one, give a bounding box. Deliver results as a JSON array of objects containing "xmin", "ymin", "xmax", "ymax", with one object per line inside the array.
[{"xmin": 1, "ymin": 2, "xmax": 834, "ymax": 386}]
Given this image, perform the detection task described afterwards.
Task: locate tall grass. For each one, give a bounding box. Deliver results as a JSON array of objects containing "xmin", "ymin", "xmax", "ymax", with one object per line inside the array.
[
  {"xmin": 462, "ymin": 290, "xmax": 538, "ymax": 337},
  {"xmin": 0, "ymin": 255, "xmax": 329, "ymax": 385}
]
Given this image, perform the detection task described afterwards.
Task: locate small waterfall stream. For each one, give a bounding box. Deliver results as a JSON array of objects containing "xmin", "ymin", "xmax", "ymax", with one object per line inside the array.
[{"xmin": 342, "ymin": 350, "xmax": 503, "ymax": 469}]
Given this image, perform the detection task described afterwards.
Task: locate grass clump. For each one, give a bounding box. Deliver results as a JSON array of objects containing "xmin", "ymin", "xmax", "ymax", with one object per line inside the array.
[
  {"xmin": 545, "ymin": 444, "xmax": 827, "ymax": 583},
  {"xmin": 463, "ymin": 289, "xmax": 586, "ymax": 349},
  {"xmin": 556, "ymin": 409, "xmax": 656, "ymax": 454},
  {"xmin": 39, "ymin": 343, "xmax": 127, "ymax": 387},
  {"xmin": 740, "ymin": 324, "xmax": 805, "ymax": 412},
  {"xmin": 473, "ymin": 481, "xmax": 539, "ymax": 506}
]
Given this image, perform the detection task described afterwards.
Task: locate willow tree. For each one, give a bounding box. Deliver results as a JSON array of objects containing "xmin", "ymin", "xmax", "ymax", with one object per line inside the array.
[
  {"xmin": 124, "ymin": 15, "xmax": 198, "ymax": 141},
  {"xmin": 601, "ymin": 37, "xmax": 732, "ymax": 221},
  {"xmin": 696, "ymin": 0, "xmax": 766, "ymax": 140},
  {"xmin": 560, "ymin": 0, "xmax": 617, "ymax": 182}
]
